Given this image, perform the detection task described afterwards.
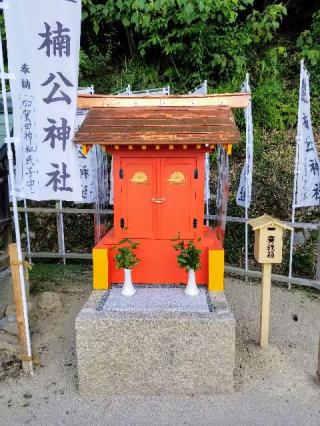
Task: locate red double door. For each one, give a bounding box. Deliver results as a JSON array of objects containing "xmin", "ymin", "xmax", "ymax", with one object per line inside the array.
[{"xmin": 119, "ymin": 157, "xmax": 202, "ymax": 240}]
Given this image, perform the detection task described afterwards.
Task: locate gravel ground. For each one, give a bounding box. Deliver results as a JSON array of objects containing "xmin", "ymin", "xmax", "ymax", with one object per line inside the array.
[{"xmin": 0, "ymin": 275, "xmax": 319, "ymax": 426}]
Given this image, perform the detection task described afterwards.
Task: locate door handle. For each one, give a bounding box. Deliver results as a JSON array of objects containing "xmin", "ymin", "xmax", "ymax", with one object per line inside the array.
[{"xmin": 151, "ymin": 198, "xmax": 165, "ymax": 204}]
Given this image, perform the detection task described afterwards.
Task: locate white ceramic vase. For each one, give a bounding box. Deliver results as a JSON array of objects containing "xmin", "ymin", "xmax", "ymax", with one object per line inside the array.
[
  {"xmin": 121, "ymin": 268, "xmax": 136, "ymax": 297},
  {"xmin": 184, "ymin": 269, "xmax": 199, "ymax": 296}
]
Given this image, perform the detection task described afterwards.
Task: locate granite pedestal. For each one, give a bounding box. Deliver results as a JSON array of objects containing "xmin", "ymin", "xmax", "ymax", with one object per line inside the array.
[{"xmin": 76, "ymin": 286, "xmax": 235, "ymax": 396}]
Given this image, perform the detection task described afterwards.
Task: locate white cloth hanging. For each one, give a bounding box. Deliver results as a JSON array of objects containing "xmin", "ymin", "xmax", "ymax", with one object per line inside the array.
[
  {"xmin": 295, "ymin": 61, "xmax": 320, "ymax": 207},
  {"xmin": 188, "ymin": 81, "xmax": 210, "ymax": 211},
  {"xmin": 236, "ymin": 75, "xmax": 253, "ymax": 208},
  {"xmin": 4, "ymin": 0, "xmax": 82, "ymax": 201}
]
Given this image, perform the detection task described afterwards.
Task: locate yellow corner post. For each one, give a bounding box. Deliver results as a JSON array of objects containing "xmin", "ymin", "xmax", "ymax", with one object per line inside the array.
[
  {"xmin": 93, "ymin": 248, "xmax": 109, "ymax": 290},
  {"xmin": 208, "ymin": 249, "xmax": 224, "ymax": 292}
]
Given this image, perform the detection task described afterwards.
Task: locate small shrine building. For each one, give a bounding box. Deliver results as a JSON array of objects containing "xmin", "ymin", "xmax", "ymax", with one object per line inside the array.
[{"xmin": 75, "ymin": 93, "xmax": 249, "ymax": 292}]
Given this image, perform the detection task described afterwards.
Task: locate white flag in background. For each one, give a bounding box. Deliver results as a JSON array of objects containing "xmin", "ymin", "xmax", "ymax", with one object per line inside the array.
[
  {"xmin": 236, "ymin": 76, "xmax": 253, "ymax": 208},
  {"xmin": 74, "ymin": 109, "xmax": 98, "ymax": 203},
  {"xmin": 75, "ymin": 87, "xmax": 109, "ymax": 204},
  {"xmin": 188, "ymin": 80, "xmax": 207, "ymax": 95},
  {"xmin": 188, "ymin": 81, "xmax": 210, "ymax": 205},
  {"xmin": 4, "ymin": 0, "xmax": 82, "ymax": 201},
  {"xmin": 295, "ymin": 62, "xmax": 320, "ymax": 207},
  {"xmin": 204, "ymin": 154, "xmax": 210, "ymax": 204},
  {"xmin": 216, "ymin": 145, "xmax": 229, "ymax": 232}
]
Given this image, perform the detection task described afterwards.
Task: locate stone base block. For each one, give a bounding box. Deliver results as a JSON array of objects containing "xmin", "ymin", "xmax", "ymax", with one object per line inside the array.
[{"xmin": 76, "ymin": 286, "xmax": 235, "ymax": 396}]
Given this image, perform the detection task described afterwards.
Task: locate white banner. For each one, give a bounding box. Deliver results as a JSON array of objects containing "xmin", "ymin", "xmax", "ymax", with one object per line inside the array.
[
  {"xmin": 75, "ymin": 87, "xmax": 108, "ymax": 204},
  {"xmin": 216, "ymin": 145, "xmax": 229, "ymax": 231},
  {"xmin": 295, "ymin": 62, "xmax": 320, "ymax": 207},
  {"xmin": 188, "ymin": 80, "xmax": 207, "ymax": 95},
  {"xmin": 236, "ymin": 76, "xmax": 253, "ymax": 208},
  {"xmin": 204, "ymin": 153, "xmax": 210, "ymax": 204},
  {"xmin": 188, "ymin": 81, "xmax": 210, "ymax": 205},
  {"xmin": 4, "ymin": 0, "xmax": 82, "ymax": 201},
  {"xmin": 74, "ymin": 109, "xmax": 98, "ymax": 203}
]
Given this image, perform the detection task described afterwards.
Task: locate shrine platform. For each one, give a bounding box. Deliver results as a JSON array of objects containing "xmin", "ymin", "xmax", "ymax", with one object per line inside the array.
[
  {"xmin": 76, "ymin": 286, "xmax": 235, "ymax": 396},
  {"xmin": 93, "ymin": 226, "xmax": 225, "ymax": 290}
]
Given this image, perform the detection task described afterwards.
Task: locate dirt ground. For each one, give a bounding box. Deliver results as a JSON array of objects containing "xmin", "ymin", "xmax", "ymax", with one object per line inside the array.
[{"xmin": 0, "ymin": 271, "xmax": 319, "ymax": 426}]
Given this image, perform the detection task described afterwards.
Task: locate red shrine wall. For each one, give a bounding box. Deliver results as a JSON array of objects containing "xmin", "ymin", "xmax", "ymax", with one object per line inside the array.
[{"xmin": 95, "ymin": 148, "xmax": 223, "ymax": 285}]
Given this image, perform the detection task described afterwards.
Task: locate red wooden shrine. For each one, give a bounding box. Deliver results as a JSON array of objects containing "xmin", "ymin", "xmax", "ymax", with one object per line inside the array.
[{"xmin": 74, "ymin": 101, "xmax": 242, "ymax": 289}]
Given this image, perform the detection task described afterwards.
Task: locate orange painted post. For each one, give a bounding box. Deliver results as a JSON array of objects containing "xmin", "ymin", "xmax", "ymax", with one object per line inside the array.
[
  {"xmin": 208, "ymin": 249, "xmax": 224, "ymax": 292},
  {"xmin": 93, "ymin": 248, "xmax": 109, "ymax": 290}
]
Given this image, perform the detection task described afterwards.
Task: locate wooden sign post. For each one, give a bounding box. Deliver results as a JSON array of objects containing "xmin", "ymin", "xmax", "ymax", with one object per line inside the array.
[
  {"xmin": 9, "ymin": 243, "xmax": 33, "ymax": 375},
  {"xmin": 260, "ymin": 263, "xmax": 272, "ymax": 347},
  {"xmin": 249, "ymin": 215, "xmax": 292, "ymax": 348}
]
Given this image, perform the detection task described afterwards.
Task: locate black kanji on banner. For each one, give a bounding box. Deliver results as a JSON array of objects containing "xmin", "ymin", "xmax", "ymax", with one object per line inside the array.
[
  {"xmin": 38, "ymin": 22, "xmax": 71, "ymax": 57},
  {"xmin": 43, "ymin": 118, "xmax": 71, "ymax": 151},
  {"xmin": 41, "ymin": 72, "xmax": 73, "ymax": 104},
  {"xmin": 45, "ymin": 162, "xmax": 73, "ymax": 192}
]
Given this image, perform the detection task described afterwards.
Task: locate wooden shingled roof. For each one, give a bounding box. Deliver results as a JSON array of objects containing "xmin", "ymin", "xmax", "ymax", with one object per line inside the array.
[{"xmin": 74, "ymin": 105, "xmax": 240, "ymax": 146}]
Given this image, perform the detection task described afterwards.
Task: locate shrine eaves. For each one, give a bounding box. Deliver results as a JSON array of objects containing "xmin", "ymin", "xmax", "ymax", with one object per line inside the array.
[{"xmin": 74, "ymin": 105, "xmax": 240, "ymax": 148}]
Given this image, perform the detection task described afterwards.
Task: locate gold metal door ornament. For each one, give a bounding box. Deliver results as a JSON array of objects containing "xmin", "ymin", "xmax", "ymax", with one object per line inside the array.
[
  {"xmin": 167, "ymin": 171, "xmax": 185, "ymax": 185},
  {"xmin": 130, "ymin": 171, "xmax": 149, "ymax": 184}
]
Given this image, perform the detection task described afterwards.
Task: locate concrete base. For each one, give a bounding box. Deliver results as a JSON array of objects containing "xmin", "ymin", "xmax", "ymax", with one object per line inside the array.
[{"xmin": 76, "ymin": 286, "xmax": 235, "ymax": 396}]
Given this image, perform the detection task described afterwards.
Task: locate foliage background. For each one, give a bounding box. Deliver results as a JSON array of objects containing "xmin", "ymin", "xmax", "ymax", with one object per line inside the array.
[
  {"xmin": 4, "ymin": 1, "xmax": 320, "ymax": 279},
  {"xmin": 80, "ymin": 0, "xmax": 320, "ymax": 278}
]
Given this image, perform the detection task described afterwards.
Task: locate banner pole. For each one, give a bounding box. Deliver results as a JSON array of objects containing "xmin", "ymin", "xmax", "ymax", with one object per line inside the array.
[
  {"xmin": 288, "ymin": 60, "xmax": 303, "ymax": 290},
  {"xmin": 56, "ymin": 200, "xmax": 66, "ymax": 264},
  {"xmin": 0, "ymin": 26, "xmax": 33, "ymax": 373},
  {"xmin": 244, "ymin": 73, "xmax": 250, "ymax": 279},
  {"xmin": 23, "ymin": 199, "xmax": 32, "ymax": 264},
  {"xmin": 288, "ymin": 165, "xmax": 297, "ymax": 291}
]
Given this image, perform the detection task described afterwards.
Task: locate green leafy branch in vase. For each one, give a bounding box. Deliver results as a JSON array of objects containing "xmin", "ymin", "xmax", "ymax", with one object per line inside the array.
[
  {"xmin": 112, "ymin": 238, "xmax": 140, "ymax": 270},
  {"xmin": 172, "ymin": 234, "xmax": 202, "ymax": 272}
]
